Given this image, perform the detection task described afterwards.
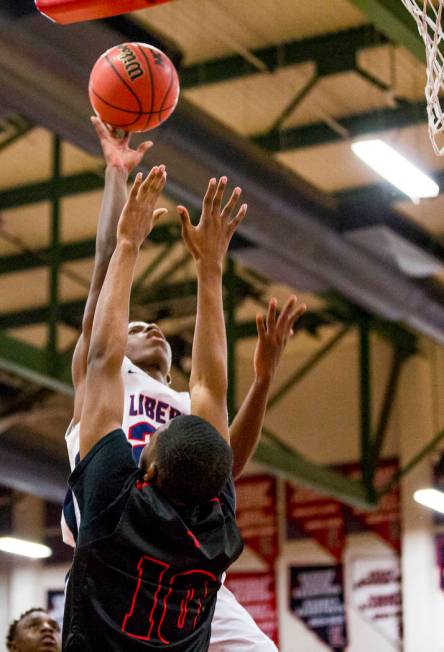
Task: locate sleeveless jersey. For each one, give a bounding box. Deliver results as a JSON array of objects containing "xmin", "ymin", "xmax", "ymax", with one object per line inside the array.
[{"xmin": 62, "ymin": 357, "xmax": 191, "ymax": 546}]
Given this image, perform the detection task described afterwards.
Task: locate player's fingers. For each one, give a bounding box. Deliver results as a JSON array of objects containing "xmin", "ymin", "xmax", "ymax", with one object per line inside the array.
[
  {"xmin": 121, "ymin": 131, "xmax": 131, "ymax": 146},
  {"xmin": 90, "ymin": 115, "xmax": 109, "ymax": 140},
  {"xmin": 290, "ymin": 303, "xmax": 307, "ymax": 326},
  {"xmin": 154, "ymin": 171, "xmax": 167, "ymax": 196},
  {"xmin": 151, "ymin": 165, "xmax": 166, "ymax": 193},
  {"xmin": 256, "ymin": 312, "xmax": 266, "ymax": 337},
  {"xmin": 276, "ymin": 295, "xmax": 298, "ymax": 331},
  {"xmin": 202, "ymin": 178, "xmax": 217, "ymax": 214},
  {"xmin": 212, "ymin": 176, "xmax": 227, "ymax": 215},
  {"xmin": 221, "ymin": 187, "xmax": 241, "ymax": 221},
  {"xmin": 139, "ymin": 166, "xmax": 159, "ymax": 196},
  {"xmin": 285, "ymin": 304, "xmax": 307, "ymax": 338},
  {"xmin": 129, "ymin": 172, "xmax": 143, "ymax": 200},
  {"xmin": 266, "ymin": 298, "xmax": 277, "ymax": 332},
  {"xmin": 228, "ymin": 203, "xmax": 247, "ymax": 234}
]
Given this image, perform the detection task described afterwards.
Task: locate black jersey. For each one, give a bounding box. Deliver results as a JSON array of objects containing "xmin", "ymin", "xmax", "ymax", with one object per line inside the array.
[{"xmin": 63, "ymin": 429, "xmax": 243, "ymax": 651}]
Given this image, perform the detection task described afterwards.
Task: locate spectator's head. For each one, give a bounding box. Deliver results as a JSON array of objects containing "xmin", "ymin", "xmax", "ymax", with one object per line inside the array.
[
  {"xmin": 6, "ymin": 608, "xmax": 61, "ymax": 652},
  {"xmin": 139, "ymin": 414, "xmax": 232, "ymax": 506}
]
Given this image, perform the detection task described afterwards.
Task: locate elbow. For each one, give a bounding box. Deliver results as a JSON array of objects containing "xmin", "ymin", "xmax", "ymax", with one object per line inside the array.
[
  {"xmin": 86, "ymin": 343, "xmax": 121, "ymax": 372},
  {"xmin": 189, "ymin": 373, "xmax": 228, "ymax": 398}
]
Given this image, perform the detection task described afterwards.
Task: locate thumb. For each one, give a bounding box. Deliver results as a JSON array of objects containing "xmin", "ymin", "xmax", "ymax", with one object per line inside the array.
[
  {"xmin": 153, "ymin": 207, "xmax": 168, "ymax": 223},
  {"xmin": 138, "ymin": 140, "xmax": 153, "ymax": 156},
  {"xmin": 177, "ymin": 205, "xmax": 192, "ymax": 231}
]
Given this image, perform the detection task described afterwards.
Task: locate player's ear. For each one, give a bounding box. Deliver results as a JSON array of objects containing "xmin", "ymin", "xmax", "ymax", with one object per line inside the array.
[{"xmin": 144, "ymin": 463, "xmax": 158, "ymax": 483}]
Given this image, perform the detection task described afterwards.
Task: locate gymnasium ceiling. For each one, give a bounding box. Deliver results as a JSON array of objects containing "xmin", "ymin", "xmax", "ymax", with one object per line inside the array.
[{"xmin": 0, "ymin": 0, "xmax": 441, "ymax": 503}]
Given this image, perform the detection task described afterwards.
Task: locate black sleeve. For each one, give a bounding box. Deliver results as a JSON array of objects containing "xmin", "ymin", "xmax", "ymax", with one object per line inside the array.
[
  {"xmin": 220, "ymin": 475, "xmax": 236, "ymax": 516},
  {"xmin": 69, "ymin": 429, "xmax": 137, "ymax": 545}
]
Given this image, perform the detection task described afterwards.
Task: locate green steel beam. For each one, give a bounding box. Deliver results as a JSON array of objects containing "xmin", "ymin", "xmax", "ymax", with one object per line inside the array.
[
  {"xmin": 254, "ymin": 438, "xmax": 374, "ymax": 509},
  {"xmin": 0, "ymin": 332, "xmax": 72, "ymax": 395},
  {"xmin": 253, "ymin": 100, "xmax": 427, "ymax": 151},
  {"xmin": 132, "ymin": 243, "xmax": 175, "ymax": 294},
  {"xmin": 0, "ymin": 275, "xmax": 255, "ymax": 329},
  {"xmin": 0, "ymin": 239, "xmax": 96, "ymax": 275},
  {"xmin": 348, "ymin": 0, "xmax": 425, "ymax": 64},
  {"xmin": 181, "ymin": 25, "xmax": 386, "ymax": 88},
  {"xmin": 0, "ymin": 116, "xmax": 34, "ymax": 152},
  {"xmin": 371, "ymin": 346, "xmax": 407, "ymax": 474},
  {"xmin": 268, "ymin": 325, "xmax": 351, "ymax": 408},
  {"xmin": 47, "ymin": 134, "xmax": 61, "ymax": 374},
  {"xmin": 0, "ymin": 171, "xmax": 103, "ymax": 210},
  {"xmin": 0, "ymin": 224, "xmax": 182, "ymax": 276},
  {"xmin": 378, "ymin": 427, "xmax": 444, "ymax": 496},
  {"xmin": 269, "ymin": 73, "xmax": 319, "ymax": 133}
]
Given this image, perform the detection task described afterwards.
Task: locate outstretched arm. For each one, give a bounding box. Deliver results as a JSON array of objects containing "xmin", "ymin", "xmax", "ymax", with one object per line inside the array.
[
  {"xmin": 79, "ymin": 167, "xmax": 166, "ymax": 458},
  {"xmin": 178, "ymin": 177, "xmax": 247, "ymax": 442},
  {"xmin": 229, "ymin": 296, "xmax": 306, "ymax": 477},
  {"xmin": 71, "ymin": 118, "xmax": 153, "ymax": 424}
]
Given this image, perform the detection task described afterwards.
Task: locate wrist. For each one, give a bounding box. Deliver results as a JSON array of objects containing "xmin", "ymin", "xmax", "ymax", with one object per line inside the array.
[
  {"xmin": 196, "ymin": 260, "xmax": 223, "ymax": 276},
  {"xmin": 116, "ymin": 238, "xmax": 139, "ymax": 256},
  {"xmin": 253, "ymin": 372, "xmax": 273, "ymax": 388},
  {"xmin": 105, "ymin": 164, "xmax": 129, "ymax": 180}
]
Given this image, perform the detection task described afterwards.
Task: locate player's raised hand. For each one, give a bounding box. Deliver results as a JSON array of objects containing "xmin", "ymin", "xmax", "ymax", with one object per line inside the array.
[
  {"xmin": 117, "ymin": 166, "xmax": 167, "ymax": 249},
  {"xmin": 91, "ymin": 115, "xmax": 153, "ymax": 174},
  {"xmin": 254, "ymin": 296, "xmax": 307, "ymax": 382},
  {"xmin": 177, "ymin": 176, "xmax": 247, "ymax": 268}
]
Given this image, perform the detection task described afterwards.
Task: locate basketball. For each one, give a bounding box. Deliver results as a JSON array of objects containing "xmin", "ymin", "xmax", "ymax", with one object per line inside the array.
[{"xmin": 88, "ymin": 42, "xmax": 180, "ymax": 132}]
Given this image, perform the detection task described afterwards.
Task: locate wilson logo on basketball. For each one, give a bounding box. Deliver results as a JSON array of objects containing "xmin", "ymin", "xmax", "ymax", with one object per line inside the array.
[
  {"xmin": 151, "ymin": 49, "xmax": 165, "ymax": 68},
  {"xmin": 118, "ymin": 45, "xmax": 144, "ymax": 81}
]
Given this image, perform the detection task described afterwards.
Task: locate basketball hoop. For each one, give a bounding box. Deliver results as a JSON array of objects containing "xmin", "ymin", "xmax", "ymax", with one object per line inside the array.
[
  {"xmin": 401, "ymin": 0, "xmax": 444, "ymax": 155},
  {"xmin": 35, "ymin": 0, "xmax": 174, "ymax": 25}
]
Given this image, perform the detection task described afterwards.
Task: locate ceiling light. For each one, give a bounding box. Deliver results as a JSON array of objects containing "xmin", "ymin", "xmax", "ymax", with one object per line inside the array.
[
  {"xmin": 413, "ymin": 488, "xmax": 444, "ymax": 513},
  {"xmin": 0, "ymin": 536, "xmax": 52, "ymax": 559},
  {"xmin": 351, "ymin": 139, "xmax": 439, "ymax": 203}
]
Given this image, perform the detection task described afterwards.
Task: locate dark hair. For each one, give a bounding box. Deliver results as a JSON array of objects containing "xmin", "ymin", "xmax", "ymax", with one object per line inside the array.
[
  {"xmin": 155, "ymin": 415, "xmax": 232, "ymax": 505},
  {"xmin": 6, "ymin": 608, "xmax": 47, "ymax": 650}
]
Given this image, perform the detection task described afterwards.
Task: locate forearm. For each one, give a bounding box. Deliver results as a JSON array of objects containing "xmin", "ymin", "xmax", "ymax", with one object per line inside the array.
[
  {"xmin": 82, "ymin": 165, "xmax": 128, "ymax": 333},
  {"xmin": 88, "ymin": 240, "xmax": 138, "ymax": 366},
  {"xmin": 191, "ymin": 262, "xmax": 227, "ymax": 396},
  {"xmin": 230, "ymin": 375, "xmax": 272, "ymax": 478}
]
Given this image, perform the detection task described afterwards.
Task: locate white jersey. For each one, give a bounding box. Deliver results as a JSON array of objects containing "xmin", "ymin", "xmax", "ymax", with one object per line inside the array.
[{"xmin": 62, "ymin": 357, "xmax": 190, "ymax": 546}]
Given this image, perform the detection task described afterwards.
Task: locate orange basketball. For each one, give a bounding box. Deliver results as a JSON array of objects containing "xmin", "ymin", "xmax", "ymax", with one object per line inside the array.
[{"xmin": 88, "ymin": 42, "xmax": 180, "ymax": 132}]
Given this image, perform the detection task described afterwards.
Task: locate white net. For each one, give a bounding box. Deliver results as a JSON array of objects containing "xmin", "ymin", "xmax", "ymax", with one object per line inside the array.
[{"xmin": 401, "ymin": 0, "xmax": 444, "ymax": 154}]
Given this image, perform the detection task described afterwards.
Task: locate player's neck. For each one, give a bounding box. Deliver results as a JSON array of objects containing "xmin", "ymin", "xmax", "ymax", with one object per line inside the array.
[{"xmin": 140, "ymin": 363, "xmax": 168, "ymax": 385}]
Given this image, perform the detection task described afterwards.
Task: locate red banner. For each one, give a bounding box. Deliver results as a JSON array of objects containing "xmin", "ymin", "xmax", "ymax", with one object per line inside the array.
[
  {"xmin": 344, "ymin": 459, "xmax": 401, "ymax": 554},
  {"xmin": 225, "ymin": 571, "xmax": 279, "ymax": 646},
  {"xmin": 286, "ymin": 483, "xmax": 346, "ymax": 561},
  {"xmin": 236, "ymin": 474, "xmax": 278, "ymax": 567}
]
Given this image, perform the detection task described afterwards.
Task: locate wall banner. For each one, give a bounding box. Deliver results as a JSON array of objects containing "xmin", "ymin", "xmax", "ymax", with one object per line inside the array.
[
  {"xmin": 235, "ymin": 474, "xmax": 278, "ymax": 567},
  {"xmin": 349, "ymin": 555, "xmax": 402, "ymax": 647},
  {"xmin": 289, "ymin": 565, "xmax": 348, "ymax": 652},
  {"xmin": 286, "ymin": 483, "xmax": 345, "ymax": 561},
  {"xmin": 225, "ymin": 571, "xmax": 279, "ymax": 646},
  {"xmin": 343, "ymin": 459, "xmax": 401, "ymax": 553},
  {"xmin": 47, "ymin": 590, "xmax": 65, "ymax": 630}
]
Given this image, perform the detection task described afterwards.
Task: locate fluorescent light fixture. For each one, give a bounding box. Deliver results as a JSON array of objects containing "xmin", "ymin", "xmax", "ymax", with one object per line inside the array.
[
  {"xmin": 0, "ymin": 536, "xmax": 52, "ymax": 559},
  {"xmin": 413, "ymin": 488, "xmax": 444, "ymax": 513},
  {"xmin": 351, "ymin": 139, "xmax": 439, "ymax": 203}
]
